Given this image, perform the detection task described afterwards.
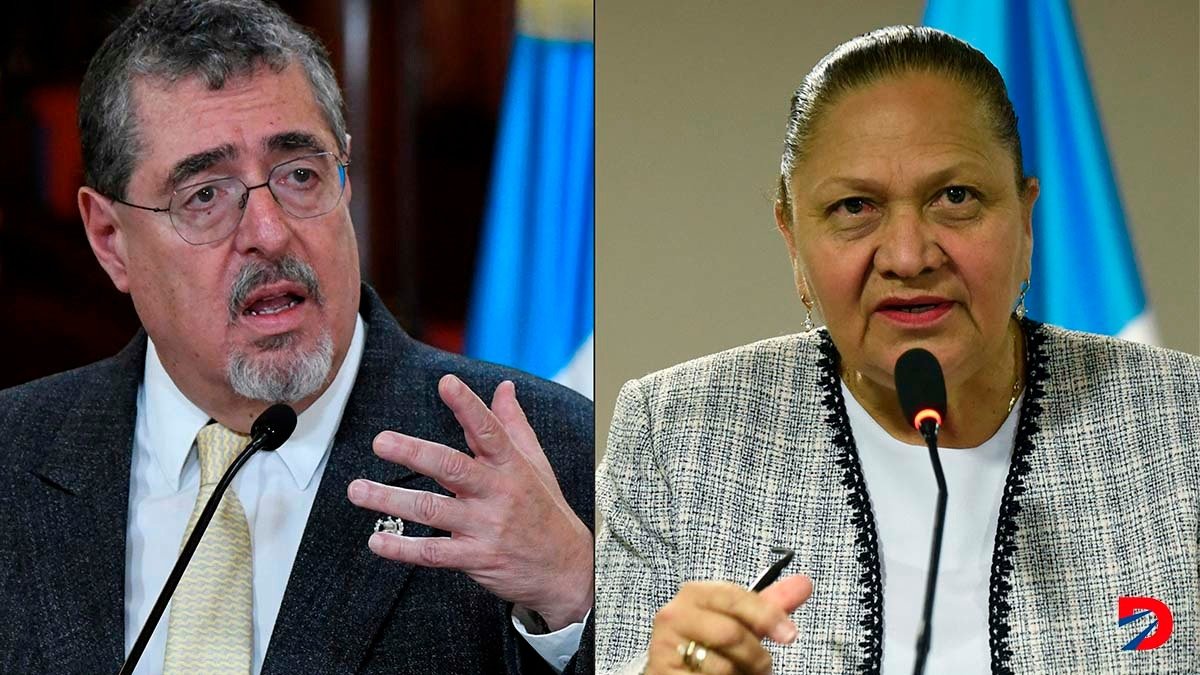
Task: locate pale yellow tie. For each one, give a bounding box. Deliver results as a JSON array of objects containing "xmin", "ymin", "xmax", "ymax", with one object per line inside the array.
[{"xmin": 163, "ymin": 423, "xmax": 254, "ymax": 674}]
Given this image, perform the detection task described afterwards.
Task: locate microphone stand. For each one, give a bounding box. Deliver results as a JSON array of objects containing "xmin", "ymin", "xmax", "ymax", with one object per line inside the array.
[
  {"xmin": 117, "ymin": 435, "xmax": 269, "ymax": 675},
  {"xmin": 912, "ymin": 418, "xmax": 947, "ymax": 675}
]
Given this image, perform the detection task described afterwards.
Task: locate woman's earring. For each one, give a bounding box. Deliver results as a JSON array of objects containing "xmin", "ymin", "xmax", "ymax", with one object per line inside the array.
[
  {"xmin": 802, "ymin": 297, "xmax": 815, "ymax": 332},
  {"xmin": 1014, "ymin": 278, "xmax": 1030, "ymax": 320}
]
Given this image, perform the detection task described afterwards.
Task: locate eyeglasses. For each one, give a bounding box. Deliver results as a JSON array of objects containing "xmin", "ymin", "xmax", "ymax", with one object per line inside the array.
[{"xmin": 109, "ymin": 152, "xmax": 350, "ymax": 245}]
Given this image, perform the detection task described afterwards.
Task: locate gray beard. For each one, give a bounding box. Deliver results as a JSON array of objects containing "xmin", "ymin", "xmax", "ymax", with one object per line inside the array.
[{"xmin": 226, "ymin": 331, "xmax": 334, "ymax": 403}]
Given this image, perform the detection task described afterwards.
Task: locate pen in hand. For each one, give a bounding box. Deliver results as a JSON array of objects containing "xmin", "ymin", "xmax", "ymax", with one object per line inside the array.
[
  {"xmin": 750, "ymin": 546, "xmax": 795, "ymax": 592},
  {"xmin": 637, "ymin": 546, "xmax": 806, "ymax": 674}
]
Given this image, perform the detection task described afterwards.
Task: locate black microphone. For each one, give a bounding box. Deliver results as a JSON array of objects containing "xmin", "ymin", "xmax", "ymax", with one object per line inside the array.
[
  {"xmin": 894, "ymin": 349, "xmax": 947, "ymax": 675},
  {"xmin": 250, "ymin": 403, "xmax": 300, "ymax": 452},
  {"xmin": 117, "ymin": 403, "xmax": 297, "ymax": 675}
]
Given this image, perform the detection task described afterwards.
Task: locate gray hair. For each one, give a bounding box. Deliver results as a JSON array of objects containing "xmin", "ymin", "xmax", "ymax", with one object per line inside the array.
[
  {"xmin": 228, "ymin": 331, "xmax": 334, "ymax": 403},
  {"xmin": 227, "ymin": 254, "xmax": 324, "ymax": 322},
  {"xmin": 777, "ymin": 25, "xmax": 1026, "ymax": 221},
  {"xmin": 224, "ymin": 254, "xmax": 329, "ymax": 402},
  {"xmin": 79, "ymin": 0, "xmax": 348, "ymax": 200}
]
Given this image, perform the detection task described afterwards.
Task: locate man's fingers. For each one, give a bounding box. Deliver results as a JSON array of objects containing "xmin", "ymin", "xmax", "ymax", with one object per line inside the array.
[
  {"xmin": 491, "ymin": 381, "xmax": 540, "ymax": 453},
  {"xmin": 439, "ymin": 374, "xmax": 515, "ymax": 464},
  {"xmin": 491, "ymin": 381, "xmax": 560, "ymax": 486},
  {"xmin": 367, "ymin": 532, "xmax": 470, "ymax": 569},
  {"xmin": 347, "ymin": 481, "xmax": 476, "ymax": 535},
  {"xmin": 759, "ymin": 574, "xmax": 814, "ymax": 616},
  {"xmin": 370, "ymin": 430, "xmax": 494, "ymax": 496}
]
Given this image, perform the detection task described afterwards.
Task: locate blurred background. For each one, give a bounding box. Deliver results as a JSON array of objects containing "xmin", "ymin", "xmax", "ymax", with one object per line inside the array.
[
  {"xmin": 0, "ymin": 0, "xmax": 594, "ymax": 397},
  {"xmin": 596, "ymin": 0, "xmax": 1199, "ymax": 456}
]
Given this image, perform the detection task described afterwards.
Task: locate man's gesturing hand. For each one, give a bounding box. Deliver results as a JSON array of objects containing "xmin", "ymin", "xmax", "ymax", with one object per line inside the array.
[{"xmin": 347, "ymin": 374, "xmax": 593, "ymax": 630}]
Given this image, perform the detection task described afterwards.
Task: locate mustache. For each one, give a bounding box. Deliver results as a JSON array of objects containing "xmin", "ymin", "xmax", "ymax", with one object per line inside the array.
[{"xmin": 227, "ymin": 255, "xmax": 323, "ymax": 322}]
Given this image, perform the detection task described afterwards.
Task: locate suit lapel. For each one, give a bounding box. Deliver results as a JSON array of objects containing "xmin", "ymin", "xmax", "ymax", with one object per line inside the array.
[
  {"xmin": 264, "ymin": 288, "xmax": 443, "ymax": 674},
  {"xmin": 26, "ymin": 335, "xmax": 145, "ymax": 671}
]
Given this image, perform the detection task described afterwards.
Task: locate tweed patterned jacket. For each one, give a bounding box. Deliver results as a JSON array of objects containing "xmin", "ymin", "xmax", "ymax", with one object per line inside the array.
[{"xmin": 596, "ymin": 320, "xmax": 1199, "ymax": 674}]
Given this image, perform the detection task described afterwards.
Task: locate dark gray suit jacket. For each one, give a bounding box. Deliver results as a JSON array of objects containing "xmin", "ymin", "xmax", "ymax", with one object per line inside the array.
[{"xmin": 0, "ymin": 286, "xmax": 594, "ymax": 674}]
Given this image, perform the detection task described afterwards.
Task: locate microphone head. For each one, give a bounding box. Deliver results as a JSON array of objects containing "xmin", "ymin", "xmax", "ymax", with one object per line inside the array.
[
  {"xmin": 250, "ymin": 403, "xmax": 298, "ymax": 451},
  {"xmin": 894, "ymin": 348, "xmax": 947, "ymax": 430}
]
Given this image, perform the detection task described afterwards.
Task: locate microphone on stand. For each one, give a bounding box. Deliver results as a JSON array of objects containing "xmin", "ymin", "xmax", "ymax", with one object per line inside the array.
[
  {"xmin": 894, "ymin": 348, "xmax": 947, "ymax": 675},
  {"xmin": 117, "ymin": 403, "xmax": 298, "ymax": 675}
]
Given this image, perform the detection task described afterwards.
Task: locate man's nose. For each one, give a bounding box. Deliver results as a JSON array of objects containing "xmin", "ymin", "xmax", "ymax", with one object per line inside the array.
[{"xmin": 234, "ymin": 183, "xmax": 293, "ymax": 258}]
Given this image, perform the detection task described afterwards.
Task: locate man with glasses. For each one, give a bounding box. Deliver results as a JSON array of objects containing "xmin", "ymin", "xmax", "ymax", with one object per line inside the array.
[
  {"xmin": 0, "ymin": 1, "xmax": 593, "ymax": 674},
  {"xmin": 108, "ymin": 146, "xmax": 350, "ymax": 247}
]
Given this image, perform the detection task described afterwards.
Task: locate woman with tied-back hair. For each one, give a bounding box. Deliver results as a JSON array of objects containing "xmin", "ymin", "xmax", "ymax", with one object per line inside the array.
[{"xmin": 596, "ymin": 25, "xmax": 1199, "ymax": 675}]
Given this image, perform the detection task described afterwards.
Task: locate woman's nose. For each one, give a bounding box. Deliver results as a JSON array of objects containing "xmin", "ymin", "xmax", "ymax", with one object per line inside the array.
[{"xmin": 873, "ymin": 208, "xmax": 946, "ymax": 279}]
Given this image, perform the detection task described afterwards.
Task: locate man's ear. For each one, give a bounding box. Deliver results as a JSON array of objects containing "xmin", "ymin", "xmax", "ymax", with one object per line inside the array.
[{"xmin": 78, "ymin": 187, "xmax": 132, "ymax": 293}]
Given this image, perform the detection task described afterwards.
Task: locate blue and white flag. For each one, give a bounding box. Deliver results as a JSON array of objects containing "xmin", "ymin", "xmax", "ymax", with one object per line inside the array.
[
  {"xmin": 924, "ymin": 0, "xmax": 1157, "ymax": 343},
  {"xmin": 466, "ymin": 0, "xmax": 594, "ymax": 397}
]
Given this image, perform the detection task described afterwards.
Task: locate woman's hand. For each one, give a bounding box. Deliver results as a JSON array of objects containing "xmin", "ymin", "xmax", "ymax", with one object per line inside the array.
[{"xmin": 645, "ymin": 575, "xmax": 812, "ymax": 674}]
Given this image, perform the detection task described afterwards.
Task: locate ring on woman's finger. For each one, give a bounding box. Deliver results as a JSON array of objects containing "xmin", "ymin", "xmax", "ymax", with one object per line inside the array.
[{"xmin": 677, "ymin": 640, "xmax": 709, "ymax": 672}]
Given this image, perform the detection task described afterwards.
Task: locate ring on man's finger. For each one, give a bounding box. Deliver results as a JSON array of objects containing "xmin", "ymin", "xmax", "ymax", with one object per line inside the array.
[{"xmin": 677, "ymin": 640, "xmax": 709, "ymax": 672}]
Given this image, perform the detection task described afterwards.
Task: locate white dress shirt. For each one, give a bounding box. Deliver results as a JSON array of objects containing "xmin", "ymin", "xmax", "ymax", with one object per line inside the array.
[
  {"xmin": 124, "ymin": 315, "xmax": 583, "ymax": 673},
  {"xmin": 847, "ymin": 383, "xmax": 1021, "ymax": 675}
]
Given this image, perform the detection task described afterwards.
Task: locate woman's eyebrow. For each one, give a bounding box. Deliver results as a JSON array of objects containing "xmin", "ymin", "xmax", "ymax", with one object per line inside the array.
[
  {"xmin": 808, "ymin": 161, "xmax": 991, "ymax": 197},
  {"xmin": 809, "ymin": 176, "xmax": 888, "ymax": 197}
]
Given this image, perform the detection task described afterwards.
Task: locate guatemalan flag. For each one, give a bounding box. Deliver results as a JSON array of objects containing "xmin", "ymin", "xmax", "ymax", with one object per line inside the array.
[
  {"xmin": 924, "ymin": 0, "xmax": 1158, "ymax": 344},
  {"xmin": 466, "ymin": 0, "xmax": 594, "ymax": 397}
]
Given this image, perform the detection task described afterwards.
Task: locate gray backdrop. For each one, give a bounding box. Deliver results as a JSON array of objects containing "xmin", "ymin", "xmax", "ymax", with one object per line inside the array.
[{"xmin": 595, "ymin": 0, "xmax": 1200, "ymax": 457}]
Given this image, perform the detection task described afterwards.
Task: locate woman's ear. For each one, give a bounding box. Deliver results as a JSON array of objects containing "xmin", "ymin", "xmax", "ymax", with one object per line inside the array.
[{"xmin": 775, "ymin": 200, "xmax": 809, "ymax": 300}]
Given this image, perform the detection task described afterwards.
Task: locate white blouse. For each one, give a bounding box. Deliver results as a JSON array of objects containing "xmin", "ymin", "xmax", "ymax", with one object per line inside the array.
[{"xmin": 845, "ymin": 383, "xmax": 1021, "ymax": 675}]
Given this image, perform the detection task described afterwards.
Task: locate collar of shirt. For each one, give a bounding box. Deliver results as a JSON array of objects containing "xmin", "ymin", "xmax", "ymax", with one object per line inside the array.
[{"xmin": 140, "ymin": 314, "xmax": 368, "ymax": 492}]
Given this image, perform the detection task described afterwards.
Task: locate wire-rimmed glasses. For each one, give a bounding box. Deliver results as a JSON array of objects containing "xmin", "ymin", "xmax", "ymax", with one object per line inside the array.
[{"xmin": 109, "ymin": 151, "xmax": 350, "ymax": 245}]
